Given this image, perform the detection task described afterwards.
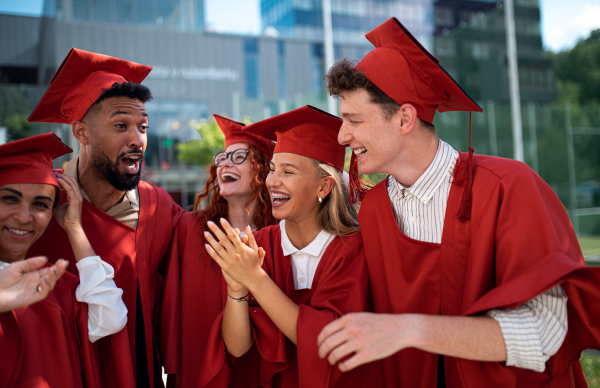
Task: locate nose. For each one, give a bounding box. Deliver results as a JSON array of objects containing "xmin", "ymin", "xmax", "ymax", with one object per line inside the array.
[
  {"xmin": 128, "ymin": 127, "xmax": 145, "ymax": 150},
  {"xmin": 338, "ymin": 121, "xmax": 352, "ymax": 146},
  {"xmin": 220, "ymin": 156, "xmax": 233, "ymax": 168},
  {"xmin": 13, "ymin": 203, "xmax": 33, "ymax": 224},
  {"xmin": 266, "ymin": 171, "xmax": 278, "ymax": 189}
]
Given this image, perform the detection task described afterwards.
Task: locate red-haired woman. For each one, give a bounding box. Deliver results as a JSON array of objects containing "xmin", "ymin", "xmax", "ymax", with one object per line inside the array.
[{"xmin": 161, "ymin": 115, "xmax": 276, "ymax": 388}]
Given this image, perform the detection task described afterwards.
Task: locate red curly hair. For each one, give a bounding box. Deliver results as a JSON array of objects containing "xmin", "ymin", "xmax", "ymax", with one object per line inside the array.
[{"xmin": 193, "ymin": 142, "xmax": 276, "ymax": 233}]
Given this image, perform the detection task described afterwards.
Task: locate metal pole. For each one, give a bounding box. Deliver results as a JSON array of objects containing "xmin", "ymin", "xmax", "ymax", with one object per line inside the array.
[
  {"xmin": 504, "ymin": 0, "xmax": 523, "ymax": 161},
  {"xmin": 565, "ymin": 104, "xmax": 579, "ymax": 234},
  {"xmin": 527, "ymin": 102, "xmax": 538, "ymax": 172},
  {"xmin": 322, "ymin": 0, "xmax": 337, "ymax": 115},
  {"xmin": 487, "ymin": 100, "xmax": 498, "ymax": 156}
]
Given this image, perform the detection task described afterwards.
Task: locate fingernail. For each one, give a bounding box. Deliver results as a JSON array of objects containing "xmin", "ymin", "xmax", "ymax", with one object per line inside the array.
[
  {"xmin": 207, "ymin": 221, "xmax": 215, "ymax": 227},
  {"xmin": 56, "ymin": 174, "xmax": 61, "ymax": 180}
]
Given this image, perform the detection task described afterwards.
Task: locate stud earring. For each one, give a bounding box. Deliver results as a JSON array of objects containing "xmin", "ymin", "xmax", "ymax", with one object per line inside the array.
[{"xmin": 318, "ymin": 196, "xmax": 322, "ymax": 203}]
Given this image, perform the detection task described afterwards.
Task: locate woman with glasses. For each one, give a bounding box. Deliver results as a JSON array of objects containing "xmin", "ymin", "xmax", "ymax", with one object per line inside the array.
[
  {"xmin": 200, "ymin": 106, "xmax": 382, "ymax": 388},
  {"xmin": 161, "ymin": 115, "xmax": 276, "ymax": 388}
]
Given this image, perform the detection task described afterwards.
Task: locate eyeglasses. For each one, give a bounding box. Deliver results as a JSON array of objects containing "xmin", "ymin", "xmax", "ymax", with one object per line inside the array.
[{"xmin": 214, "ymin": 149, "xmax": 250, "ymax": 167}]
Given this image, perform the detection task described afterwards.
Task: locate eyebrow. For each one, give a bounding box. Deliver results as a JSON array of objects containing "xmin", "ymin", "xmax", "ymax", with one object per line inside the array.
[
  {"xmin": 340, "ymin": 112, "xmax": 360, "ymax": 119},
  {"xmin": 110, "ymin": 110, "xmax": 149, "ymax": 118},
  {"xmin": 0, "ymin": 188, "xmax": 52, "ymax": 202},
  {"xmin": 0, "ymin": 188, "xmax": 22, "ymax": 197},
  {"xmin": 269, "ymin": 162, "xmax": 300, "ymax": 170}
]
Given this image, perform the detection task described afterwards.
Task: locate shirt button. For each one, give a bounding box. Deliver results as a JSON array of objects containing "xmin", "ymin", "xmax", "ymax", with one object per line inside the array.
[
  {"xmin": 409, "ymin": 216, "xmax": 416, "ymax": 223},
  {"xmin": 300, "ymin": 277, "xmax": 305, "ymax": 284},
  {"xmin": 297, "ymin": 254, "xmax": 303, "ymax": 259}
]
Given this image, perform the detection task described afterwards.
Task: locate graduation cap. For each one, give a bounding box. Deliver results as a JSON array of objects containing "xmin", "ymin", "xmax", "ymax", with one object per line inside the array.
[
  {"xmin": 355, "ymin": 17, "xmax": 482, "ymax": 124},
  {"xmin": 243, "ymin": 105, "xmax": 345, "ymax": 171},
  {"xmin": 349, "ymin": 18, "xmax": 482, "ymax": 218},
  {"xmin": 28, "ymin": 48, "xmax": 152, "ymax": 124},
  {"xmin": 213, "ymin": 114, "xmax": 276, "ymax": 160},
  {"xmin": 0, "ymin": 133, "xmax": 72, "ymax": 188}
]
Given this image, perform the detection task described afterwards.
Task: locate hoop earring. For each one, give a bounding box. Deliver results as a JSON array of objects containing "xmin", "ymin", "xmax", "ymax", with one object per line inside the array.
[{"xmin": 318, "ymin": 196, "xmax": 322, "ymax": 203}]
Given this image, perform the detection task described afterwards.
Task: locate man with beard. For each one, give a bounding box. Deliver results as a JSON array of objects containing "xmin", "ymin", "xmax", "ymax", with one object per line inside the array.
[{"xmin": 28, "ymin": 48, "xmax": 183, "ymax": 388}]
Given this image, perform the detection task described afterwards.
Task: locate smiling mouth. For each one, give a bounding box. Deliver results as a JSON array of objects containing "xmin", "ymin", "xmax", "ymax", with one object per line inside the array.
[
  {"xmin": 221, "ymin": 172, "xmax": 240, "ymax": 183},
  {"xmin": 353, "ymin": 148, "xmax": 367, "ymax": 157},
  {"xmin": 271, "ymin": 193, "xmax": 291, "ymax": 205},
  {"xmin": 6, "ymin": 228, "xmax": 31, "ymax": 238},
  {"xmin": 121, "ymin": 155, "xmax": 142, "ymax": 174}
]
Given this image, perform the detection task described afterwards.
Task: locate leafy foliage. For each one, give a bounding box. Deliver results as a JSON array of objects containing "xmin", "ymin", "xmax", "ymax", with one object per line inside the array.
[
  {"xmin": 5, "ymin": 114, "xmax": 32, "ymax": 141},
  {"xmin": 552, "ymin": 29, "xmax": 600, "ymax": 105},
  {"xmin": 177, "ymin": 116, "xmax": 254, "ymax": 167}
]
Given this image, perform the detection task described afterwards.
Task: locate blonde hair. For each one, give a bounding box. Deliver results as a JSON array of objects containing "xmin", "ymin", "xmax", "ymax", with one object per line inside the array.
[{"xmin": 312, "ymin": 160, "xmax": 359, "ymax": 236}]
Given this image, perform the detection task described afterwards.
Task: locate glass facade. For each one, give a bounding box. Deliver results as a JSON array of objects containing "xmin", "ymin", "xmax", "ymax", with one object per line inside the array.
[
  {"xmin": 261, "ymin": 0, "xmax": 435, "ymax": 47},
  {"xmin": 44, "ymin": 0, "xmax": 205, "ymax": 31}
]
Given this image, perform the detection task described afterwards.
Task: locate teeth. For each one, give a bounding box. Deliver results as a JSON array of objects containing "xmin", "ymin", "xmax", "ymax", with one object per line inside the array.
[
  {"xmin": 353, "ymin": 148, "xmax": 367, "ymax": 156},
  {"xmin": 222, "ymin": 173, "xmax": 240, "ymax": 181},
  {"xmin": 8, "ymin": 228, "xmax": 29, "ymax": 236},
  {"xmin": 271, "ymin": 193, "xmax": 291, "ymax": 199},
  {"xmin": 128, "ymin": 156, "xmax": 141, "ymax": 160}
]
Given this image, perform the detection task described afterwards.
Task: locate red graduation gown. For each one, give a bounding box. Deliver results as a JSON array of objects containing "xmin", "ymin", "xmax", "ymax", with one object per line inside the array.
[
  {"xmin": 28, "ymin": 180, "xmax": 183, "ymax": 388},
  {"xmin": 160, "ymin": 211, "xmax": 226, "ymax": 388},
  {"xmin": 359, "ymin": 152, "xmax": 600, "ymax": 387},
  {"xmin": 199, "ymin": 225, "xmax": 383, "ymax": 388},
  {"xmin": 0, "ymin": 269, "xmax": 99, "ymax": 388}
]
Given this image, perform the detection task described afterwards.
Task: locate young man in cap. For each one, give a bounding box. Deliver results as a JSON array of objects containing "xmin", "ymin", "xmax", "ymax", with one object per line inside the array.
[
  {"xmin": 317, "ymin": 18, "xmax": 600, "ymax": 387},
  {"xmin": 28, "ymin": 48, "xmax": 184, "ymax": 388}
]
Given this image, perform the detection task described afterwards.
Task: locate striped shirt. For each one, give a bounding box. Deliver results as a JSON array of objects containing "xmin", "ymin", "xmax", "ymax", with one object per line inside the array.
[{"xmin": 387, "ymin": 139, "xmax": 568, "ymax": 372}]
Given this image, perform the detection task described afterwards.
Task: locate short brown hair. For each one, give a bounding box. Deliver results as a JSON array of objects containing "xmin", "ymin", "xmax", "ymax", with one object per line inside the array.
[
  {"xmin": 325, "ymin": 59, "xmax": 436, "ymax": 131},
  {"xmin": 325, "ymin": 59, "xmax": 400, "ymax": 120}
]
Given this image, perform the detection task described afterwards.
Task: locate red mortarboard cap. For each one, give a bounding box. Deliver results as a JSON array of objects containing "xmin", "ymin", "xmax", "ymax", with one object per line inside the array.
[
  {"xmin": 28, "ymin": 48, "xmax": 152, "ymax": 124},
  {"xmin": 243, "ymin": 105, "xmax": 345, "ymax": 170},
  {"xmin": 213, "ymin": 114, "xmax": 276, "ymax": 160},
  {"xmin": 355, "ymin": 17, "xmax": 482, "ymax": 123},
  {"xmin": 0, "ymin": 133, "xmax": 72, "ymax": 188}
]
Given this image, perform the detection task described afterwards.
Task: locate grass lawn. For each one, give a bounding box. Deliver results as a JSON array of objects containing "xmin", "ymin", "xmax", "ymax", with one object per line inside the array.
[
  {"xmin": 582, "ymin": 350, "xmax": 600, "ymax": 387},
  {"xmin": 580, "ymin": 236, "xmax": 600, "ymax": 255}
]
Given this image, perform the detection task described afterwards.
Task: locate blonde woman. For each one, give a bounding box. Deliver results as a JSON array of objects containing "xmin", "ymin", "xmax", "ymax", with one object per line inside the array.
[{"xmin": 201, "ymin": 106, "xmax": 382, "ymax": 388}]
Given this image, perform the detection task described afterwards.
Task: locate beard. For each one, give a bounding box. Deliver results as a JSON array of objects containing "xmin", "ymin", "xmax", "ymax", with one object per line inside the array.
[{"xmin": 92, "ymin": 148, "xmax": 143, "ymax": 191}]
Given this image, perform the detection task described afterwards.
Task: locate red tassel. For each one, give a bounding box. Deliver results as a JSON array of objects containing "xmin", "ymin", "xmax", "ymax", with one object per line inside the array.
[
  {"xmin": 348, "ymin": 152, "xmax": 374, "ymax": 204},
  {"xmin": 455, "ymin": 113, "xmax": 475, "ymax": 222}
]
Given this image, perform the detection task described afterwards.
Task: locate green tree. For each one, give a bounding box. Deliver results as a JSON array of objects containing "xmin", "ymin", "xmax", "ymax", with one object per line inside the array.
[
  {"xmin": 553, "ymin": 29, "xmax": 600, "ymax": 105},
  {"xmin": 177, "ymin": 116, "xmax": 254, "ymax": 166},
  {"xmin": 5, "ymin": 114, "xmax": 32, "ymax": 141}
]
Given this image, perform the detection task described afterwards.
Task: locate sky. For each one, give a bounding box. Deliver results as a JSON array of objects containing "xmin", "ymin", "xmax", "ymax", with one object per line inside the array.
[{"xmin": 0, "ymin": 0, "xmax": 598, "ymax": 52}]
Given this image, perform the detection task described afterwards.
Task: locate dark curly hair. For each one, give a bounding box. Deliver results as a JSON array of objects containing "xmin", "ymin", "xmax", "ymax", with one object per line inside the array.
[
  {"xmin": 193, "ymin": 142, "xmax": 276, "ymax": 234},
  {"xmin": 85, "ymin": 81, "xmax": 153, "ymax": 118}
]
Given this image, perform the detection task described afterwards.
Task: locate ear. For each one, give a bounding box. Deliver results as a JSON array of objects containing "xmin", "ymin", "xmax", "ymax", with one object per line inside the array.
[
  {"xmin": 72, "ymin": 121, "xmax": 91, "ymax": 145},
  {"xmin": 398, "ymin": 104, "xmax": 418, "ymax": 135},
  {"xmin": 318, "ymin": 176, "xmax": 336, "ymax": 201}
]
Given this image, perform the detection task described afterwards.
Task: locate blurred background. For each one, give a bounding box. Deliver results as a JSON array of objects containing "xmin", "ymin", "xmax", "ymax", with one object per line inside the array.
[
  {"xmin": 1, "ymin": 0, "xmax": 599, "ymax": 383},
  {"xmin": 0, "ymin": 0, "xmax": 598, "ymax": 245}
]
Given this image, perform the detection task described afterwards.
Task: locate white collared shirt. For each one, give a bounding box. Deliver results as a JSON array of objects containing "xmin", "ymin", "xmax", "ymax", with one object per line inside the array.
[
  {"xmin": 0, "ymin": 257, "xmax": 127, "ymax": 343},
  {"xmin": 280, "ymin": 220, "xmax": 335, "ymax": 289},
  {"xmin": 386, "ymin": 139, "xmax": 568, "ymax": 372}
]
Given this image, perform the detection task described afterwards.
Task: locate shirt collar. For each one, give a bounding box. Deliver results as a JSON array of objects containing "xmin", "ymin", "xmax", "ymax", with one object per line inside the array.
[
  {"xmin": 389, "ymin": 139, "xmax": 458, "ymax": 204},
  {"xmin": 280, "ymin": 220, "xmax": 334, "ymax": 257}
]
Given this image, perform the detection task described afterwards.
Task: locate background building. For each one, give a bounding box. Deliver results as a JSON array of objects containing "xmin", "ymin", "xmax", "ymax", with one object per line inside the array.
[{"xmin": 2, "ymin": 0, "xmax": 599, "ymax": 238}]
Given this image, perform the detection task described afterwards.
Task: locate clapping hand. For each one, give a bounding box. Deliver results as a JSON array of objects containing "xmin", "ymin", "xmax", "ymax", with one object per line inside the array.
[{"xmin": 204, "ymin": 219, "xmax": 265, "ymax": 293}]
